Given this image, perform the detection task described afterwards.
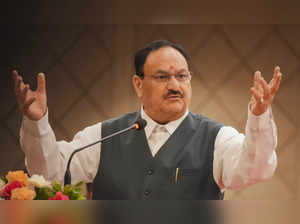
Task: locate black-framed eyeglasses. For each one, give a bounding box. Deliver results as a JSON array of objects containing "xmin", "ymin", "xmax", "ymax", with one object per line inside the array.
[{"xmin": 139, "ymin": 71, "xmax": 192, "ymax": 83}]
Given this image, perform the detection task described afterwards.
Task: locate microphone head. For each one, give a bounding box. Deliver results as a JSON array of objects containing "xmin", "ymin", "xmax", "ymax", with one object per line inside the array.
[{"xmin": 135, "ymin": 119, "xmax": 147, "ymax": 130}]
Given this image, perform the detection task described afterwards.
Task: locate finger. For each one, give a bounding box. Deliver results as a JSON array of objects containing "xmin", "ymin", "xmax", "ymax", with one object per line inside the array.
[
  {"xmin": 250, "ymin": 87, "xmax": 263, "ymax": 103},
  {"xmin": 269, "ymin": 77, "xmax": 275, "ymax": 89},
  {"xmin": 254, "ymin": 72, "xmax": 264, "ymax": 96},
  {"xmin": 259, "ymin": 77, "xmax": 271, "ymax": 100},
  {"xmin": 268, "ymin": 66, "xmax": 280, "ymax": 89},
  {"xmin": 22, "ymin": 97, "xmax": 36, "ymax": 113},
  {"xmin": 19, "ymin": 78, "xmax": 25, "ymax": 95},
  {"xmin": 273, "ymin": 66, "xmax": 280, "ymax": 78},
  {"xmin": 12, "ymin": 70, "xmax": 20, "ymax": 94},
  {"xmin": 253, "ymin": 71, "xmax": 259, "ymax": 94},
  {"xmin": 253, "ymin": 71, "xmax": 260, "ymax": 85},
  {"xmin": 37, "ymin": 73, "xmax": 46, "ymax": 94},
  {"xmin": 20, "ymin": 84, "xmax": 30, "ymax": 103},
  {"xmin": 255, "ymin": 81, "xmax": 264, "ymax": 96},
  {"xmin": 270, "ymin": 72, "xmax": 282, "ymax": 95},
  {"xmin": 16, "ymin": 76, "xmax": 26, "ymax": 101},
  {"xmin": 254, "ymin": 82, "xmax": 264, "ymax": 96},
  {"xmin": 15, "ymin": 75, "xmax": 24, "ymax": 96},
  {"xmin": 250, "ymin": 95, "xmax": 257, "ymax": 106}
]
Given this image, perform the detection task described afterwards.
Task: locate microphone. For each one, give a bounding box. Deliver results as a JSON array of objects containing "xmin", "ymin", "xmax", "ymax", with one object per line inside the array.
[{"xmin": 64, "ymin": 118, "xmax": 147, "ymax": 186}]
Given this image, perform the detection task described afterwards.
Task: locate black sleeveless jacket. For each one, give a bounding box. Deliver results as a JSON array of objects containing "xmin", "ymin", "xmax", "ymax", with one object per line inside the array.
[{"xmin": 93, "ymin": 111, "xmax": 224, "ymax": 200}]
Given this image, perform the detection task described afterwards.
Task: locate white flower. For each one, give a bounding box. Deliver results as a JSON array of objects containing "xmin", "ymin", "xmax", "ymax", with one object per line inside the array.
[
  {"xmin": 29, "ymin": 175, "xmax": 52, "ymax": 188},
  {"xmin": 0, "ymin": 179, "xmax": 5, "ymax": 191}
]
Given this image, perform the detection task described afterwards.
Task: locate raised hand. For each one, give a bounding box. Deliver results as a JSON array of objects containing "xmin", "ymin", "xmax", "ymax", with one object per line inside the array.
[
  {"xmin": 12, "ymin": 70, "xmax": 47, "ymax": 121},
  {"xmin": 250, "ymin": 66, "xmax": 282, "ymax": 116}
]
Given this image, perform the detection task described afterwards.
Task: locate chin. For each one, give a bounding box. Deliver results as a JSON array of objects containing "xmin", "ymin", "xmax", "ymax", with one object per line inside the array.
[
  {"xmin": 165, "ymin": 104, "xmax": 185, "ymax": 116},
  {"xmin": 167, "ymin": 100, "xmax": 184, "ymax": 109}
]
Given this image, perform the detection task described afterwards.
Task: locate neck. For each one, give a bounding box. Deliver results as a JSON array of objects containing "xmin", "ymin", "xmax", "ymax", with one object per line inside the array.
[{"xmin": 143, "ymin": 108, "xmax": 186, "ymax": 125}]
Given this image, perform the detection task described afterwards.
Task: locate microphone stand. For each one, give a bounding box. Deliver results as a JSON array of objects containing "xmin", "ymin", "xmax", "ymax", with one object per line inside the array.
[{"xmin": 64, "ymin": 122, "xmax": 145, "ymax": 186}]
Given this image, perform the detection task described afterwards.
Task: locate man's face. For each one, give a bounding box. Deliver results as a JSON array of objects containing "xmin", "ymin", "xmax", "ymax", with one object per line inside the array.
[{"xmin": 133, "ymin": 46, "xmax": 192, "ymax": 124}]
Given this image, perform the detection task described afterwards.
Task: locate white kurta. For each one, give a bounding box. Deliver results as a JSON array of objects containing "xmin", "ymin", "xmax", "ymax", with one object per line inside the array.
[{"xmin": 20, "ymin": 107, "xmax": 277, "ymax": 191}]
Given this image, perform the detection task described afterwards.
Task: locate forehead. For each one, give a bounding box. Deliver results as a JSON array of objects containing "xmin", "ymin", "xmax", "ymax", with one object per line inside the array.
[{"xmin": 143, "ymin": 46, "xmax": 188, "ymax": 74}]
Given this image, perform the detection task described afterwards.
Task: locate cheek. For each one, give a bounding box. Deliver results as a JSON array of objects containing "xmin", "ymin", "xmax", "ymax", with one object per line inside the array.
[
  {"xmin": 142, "ymin": 85, "xmax": 165, "ymax": 105},
  {"xmin": 183, "ymin": 85, "xmax": 192, "ymax": 102}
]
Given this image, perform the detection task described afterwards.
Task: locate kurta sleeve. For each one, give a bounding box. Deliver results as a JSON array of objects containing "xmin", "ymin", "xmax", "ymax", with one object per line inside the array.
[
  {"xmin": 213, "ymin": 106, "xmax": 277, "ymax": 190},
  {"xmin": 20, "ymin": 110, "xmax": 102, "ymax": 185}
]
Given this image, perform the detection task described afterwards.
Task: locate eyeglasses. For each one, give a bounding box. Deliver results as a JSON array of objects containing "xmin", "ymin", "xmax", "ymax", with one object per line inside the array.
[{"xmin": 142, "ymin": 72, "xmax": 192, "ymax": 83}]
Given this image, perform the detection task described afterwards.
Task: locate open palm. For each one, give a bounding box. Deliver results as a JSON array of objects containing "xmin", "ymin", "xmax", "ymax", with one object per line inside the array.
[
  {"xmin": 13, "ymin": 70, "xmax": 47, "ymax": 121},
  {"xmin": 250, "ymin": 66, "xmax": 282, "ymax": 116}
]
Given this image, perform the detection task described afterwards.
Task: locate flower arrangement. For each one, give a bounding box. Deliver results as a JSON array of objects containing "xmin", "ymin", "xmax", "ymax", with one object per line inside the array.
[{"xmin": 0, "ymin": 170, "xmax": 85, "ymax": 200}]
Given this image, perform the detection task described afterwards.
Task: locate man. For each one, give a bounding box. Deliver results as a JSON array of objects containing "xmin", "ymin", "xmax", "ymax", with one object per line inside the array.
[{"xmin": 13, "ymin": 40, "xmax": 281, "ymax": 199}]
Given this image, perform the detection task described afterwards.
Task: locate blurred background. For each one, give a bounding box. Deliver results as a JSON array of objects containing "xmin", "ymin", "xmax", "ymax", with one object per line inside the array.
[
  {"xmin": 1, "ymin": 0, "xmax": 300, "ymax": 204},
  {"xmin": 1, "ymin": 24, "xmax": 300, "ymax": 200},
  {"xmin": 1, "ymin": 1, "xmax": 300, "ymax": 223},
  {"xmin": 0, "ymin": 201, "xmax": 299, "ymax": 224}
]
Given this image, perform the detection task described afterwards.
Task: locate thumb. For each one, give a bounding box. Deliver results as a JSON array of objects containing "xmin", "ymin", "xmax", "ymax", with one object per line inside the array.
[{"xmin": 37, "ymin": 73, "xmax": 46, "ymax": 93}]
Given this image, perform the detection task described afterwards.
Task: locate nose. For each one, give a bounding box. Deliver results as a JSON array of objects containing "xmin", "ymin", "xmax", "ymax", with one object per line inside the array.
[{"xmin": 166, "ymin": 75, "xmax": 180, "ymax": 90}]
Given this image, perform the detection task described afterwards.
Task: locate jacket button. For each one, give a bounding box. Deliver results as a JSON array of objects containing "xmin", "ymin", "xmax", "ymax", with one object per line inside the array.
[
  {"xmin": 147, "ymin": 169, "xmax": 154, "ymax": 175},
  {"xmin": 144, "ymin": 189, "xmax": 151, "ymax": 196}
]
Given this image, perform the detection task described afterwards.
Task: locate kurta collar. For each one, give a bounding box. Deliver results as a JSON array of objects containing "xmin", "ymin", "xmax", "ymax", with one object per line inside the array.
[{"xmin": 141, "ymin": 107, "xmax": 189, "ymax": 139}]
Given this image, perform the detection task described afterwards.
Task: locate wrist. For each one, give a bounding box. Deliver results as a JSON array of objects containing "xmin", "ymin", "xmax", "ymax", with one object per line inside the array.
[
  {"xmin": 22, "ymin": 109, "xmax": 50, "ymax": 137},
  {"xmin": 248, "ymin": 105, "xmax": 272, "ymax": 130}
]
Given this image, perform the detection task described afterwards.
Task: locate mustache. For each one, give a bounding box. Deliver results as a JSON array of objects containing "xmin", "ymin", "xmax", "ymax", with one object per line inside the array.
[{"xmin": 164, "ymin": 90, "xmax": 184, "ymax": 98}]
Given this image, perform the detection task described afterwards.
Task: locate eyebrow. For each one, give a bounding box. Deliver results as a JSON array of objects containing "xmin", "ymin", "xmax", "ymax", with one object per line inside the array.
[{"xmin": 156, "ymin": 69, "xmax": 188, "ymax": 75}]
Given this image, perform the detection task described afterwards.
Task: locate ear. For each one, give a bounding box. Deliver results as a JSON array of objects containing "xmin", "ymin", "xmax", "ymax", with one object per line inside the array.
[{"xmin": 132, "ymin": 74, "xmax": 143, "ymax": 98}]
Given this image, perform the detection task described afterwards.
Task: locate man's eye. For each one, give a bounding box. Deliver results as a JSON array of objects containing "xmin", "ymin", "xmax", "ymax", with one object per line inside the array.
[
  {"xmin": 177, "ymin": 74, "xmax": 187, "ymax": 79},
  {"xmin": 157, "ymin": 75, "xmax": 168, "ymax": 80}
]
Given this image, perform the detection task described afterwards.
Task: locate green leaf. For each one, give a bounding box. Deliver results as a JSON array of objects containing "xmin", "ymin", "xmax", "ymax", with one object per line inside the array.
[
  {"xmin": 77, "ymin": 195, "xmax": 85, "ymax": 200},
  {"xmin": 74, "ymin": 181, "xmax": 83, "ymax": 187},
  {"xmin": 0, "ymin": 176, "xmax": 8, "ymax": 184},
  {"xmin": 35, "ymin": 187, "xmax": 55, "ymax": 200},
  {"xmin": 52, "ymin": 181, "xmax": 62, "ymax": 193},
  {"xmin": 35, "ymin": 181, "xmax": 85, "ymax": 200},
  {"xmin": 61, "ymin": 183, "xmax": 85, "ymax": 200}
]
